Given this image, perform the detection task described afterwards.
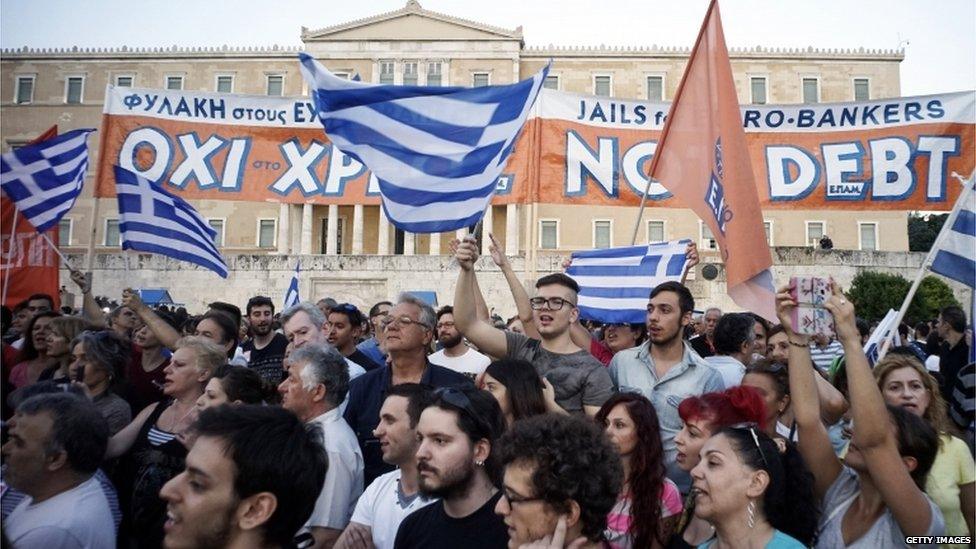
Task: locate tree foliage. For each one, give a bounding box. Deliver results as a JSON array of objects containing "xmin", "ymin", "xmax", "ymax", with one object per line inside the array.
[
  {"xmin": 908, "ymin": 213, "xmax": 948, "ymax": 252},
  {"xmin": 847, "ymin": 271, "xmax": 960, "ymax": 324},
  {"xmin": 906, "ymin": 276, "xmax": 961, "ymax": 324}
]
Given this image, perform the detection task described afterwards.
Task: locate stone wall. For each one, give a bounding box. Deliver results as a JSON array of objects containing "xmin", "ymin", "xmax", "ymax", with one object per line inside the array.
[{"xmin": 61, "ymin": 247, "xmax": 973, "ymax": 318}]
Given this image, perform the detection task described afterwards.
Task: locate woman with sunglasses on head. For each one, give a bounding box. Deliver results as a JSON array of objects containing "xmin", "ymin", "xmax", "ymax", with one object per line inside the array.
[
  {"xmin": 196, "ymin": 363, "xmax": 279, "ymax": 410},
  {"xmin": 689, "ymin": 424, "xmax": 818, "ymax": 548},
  {"xmin": 874, "ymin": 352, "xmax": 975, "ymax": 542},
  {"xmin": 666, "ymin": 386, "xmax": 766, "ymax": 548},
  {"xmin": 597, "ymin": 392, "xmax": 682, "ymax": 549},
  {"xmin": 778, "ymin": 281, "xmax": 945, "ymax": 547}
]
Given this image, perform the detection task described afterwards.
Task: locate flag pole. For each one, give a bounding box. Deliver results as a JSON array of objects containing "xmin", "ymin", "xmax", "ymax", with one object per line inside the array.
[
  {"xmin": 38, "ymin": 232, "xmax": 74, "ymax": 270},
  {"xmin": 628, "ymin": 178, "xmax": 657, "ymax": 246},
  {"xmin": 881, "ymin": 170, "xmax": 975, "ymax": 358},
  {"xmin": 1, "ymin": 206, "xmax": 20, "ymax": 307},
  {"xmin": 85, "ymin": 197, "xmax": 100, "ymax": 272}
]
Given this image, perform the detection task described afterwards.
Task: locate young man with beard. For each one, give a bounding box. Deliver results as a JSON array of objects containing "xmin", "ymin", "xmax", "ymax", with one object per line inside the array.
[
  {"xmin": 160, "ymin": 405, "xmax": 327, "ymax": 549},
  {"xmin": 328, "ymin": 303, "xmax": 382, "ymax": 372},
  {"xmin": 608, "ymin": 281, "xmax": 723, "ymax": 493},
  {"xmin": 393, "ymin": 386, "xmax": 508, "ymax": 549},
  {"xmin": 428, "ymin": 306, "xmax": 490, "ymax": 380},
  {"xmin": 335, "ymin": 384, "xmax": 437, "ymax": 549},
  {"xmin": 453, "ymin": 240, "xmax": 612, "ymax": 417},
  {"xmin": 241, "ymin": 296, "xmax": 289, "ymax": 384}
]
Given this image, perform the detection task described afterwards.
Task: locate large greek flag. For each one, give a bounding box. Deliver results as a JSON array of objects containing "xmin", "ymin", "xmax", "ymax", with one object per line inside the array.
[
  {"xmin": 298, "ymin": 53, "xmax": 548, "ymax": 233},
  {"xmin": 566, "ymin": 240, "xmax": 691, "ymax": 324},
  {"xmin": 114, "ymin": 165, "xmax": 228, "ymax": 277},
  {"xmin": 929, "ymin": 175, "xmax": 975, "ymax": 288},
  {"xmin": 0, "ymin": 128, "xmax": 94, "ymax": 232}
]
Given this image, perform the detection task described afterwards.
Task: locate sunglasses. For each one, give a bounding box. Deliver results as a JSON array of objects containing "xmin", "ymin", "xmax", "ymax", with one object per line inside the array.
[
  {"xmin": 434, "ymin": 387, "xmax": 491, "ymax": 438},
  {"xmin": 728, "ymin": 422, "xmax": 769, "ymax": 469}
]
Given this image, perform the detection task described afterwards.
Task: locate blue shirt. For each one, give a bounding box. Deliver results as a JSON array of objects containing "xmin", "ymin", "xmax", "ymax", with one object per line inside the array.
[
  {"xmin": 699, "ymin": 530, "xmax": 805, "ymax": 548},
  {"xmin": 609, "ymin": 341, "xmax": 723, "ymax": 492},
  {"xmin": 357, "ymin": 337, "xmax": 387, "ymax": 368},
  {"xmin": 344, "ymin": 362, "xmax": 472, "ymax": 485}
]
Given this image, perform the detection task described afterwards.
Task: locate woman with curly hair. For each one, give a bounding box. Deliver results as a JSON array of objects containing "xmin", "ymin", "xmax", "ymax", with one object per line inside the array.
[
  {"xmin": 596, "ymin": 392, "xmax": 681, "ymax": 548},
  {"xmin": 874, "ymin": 353, "xmax": 975, "ymax": 541}
]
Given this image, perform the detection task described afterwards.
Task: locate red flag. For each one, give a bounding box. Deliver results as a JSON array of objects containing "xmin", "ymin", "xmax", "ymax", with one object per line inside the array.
[
  {"xmin": 646, "ymin": 0, "xmax": 776, "ymax": 321},
  {"xmin": 1, "ymin": 125, "xmax": 62, "ymax": 309}
]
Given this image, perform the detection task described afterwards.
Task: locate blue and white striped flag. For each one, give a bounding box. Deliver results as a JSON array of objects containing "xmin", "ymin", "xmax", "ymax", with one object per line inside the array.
[
  {"xmin": 0, "ymin": 128, "xmax": 94, "ymax": 232},
  {"xmin": 566, "ymin": 240, "xmax": 691, "ymax": 324},
  {"xmin": 930, "ymin": 175, "xmax": 975, "ymax": 289},
  {"xmin": 283, "ymin": 262, "xmax": 300, "ymax": 309},
  {"xmin": 114, "ymin": 165, "xmax": 228, "ymax": 278},
  {"xmin": 298, "ymin": 53, "xmax": 548, "ymax": 233}
]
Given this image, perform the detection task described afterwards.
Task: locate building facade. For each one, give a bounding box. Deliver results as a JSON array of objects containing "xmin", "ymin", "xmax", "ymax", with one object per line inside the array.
[{"xmin": 2, "ymin": 0, "xmax": 908, "ymax": 266}]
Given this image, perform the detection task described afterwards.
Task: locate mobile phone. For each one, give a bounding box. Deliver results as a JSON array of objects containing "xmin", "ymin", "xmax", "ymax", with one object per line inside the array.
[{"xmin": 789, "ymin": 276, "xmax": 836, "ymax": 337}]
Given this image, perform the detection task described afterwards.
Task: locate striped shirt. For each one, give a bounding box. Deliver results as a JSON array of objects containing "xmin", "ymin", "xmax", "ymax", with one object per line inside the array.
[
  {"xmin": 147, "ymin": 425, "xmax": 177, "ymax": 446},
  {"xmin": 809, "ymin": 340, "xmax": 843, "ymax": 372}
]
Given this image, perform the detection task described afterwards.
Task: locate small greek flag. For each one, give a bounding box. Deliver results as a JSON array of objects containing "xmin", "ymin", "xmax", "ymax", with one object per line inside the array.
[
  {"xmin": 0, "ymin": 128, "xmax": 94, "ymax": 232},
  {"xmin": 114, "ymin": 165, "xmax": 228, "ymax": 277},
  {"xmin": 930, "ymin": 175, "xmax": 975, "ymax": 289},
  {"xmin": 566, "ymin": 240, "xmax": 691, "ymax": 324},
  {"xmin": 298, "ymin": 53, "xmax": 548, "ymax": 233},
  {"xmin": 283, "ymin": 262, "xmax": 300, "ymax": 309}
]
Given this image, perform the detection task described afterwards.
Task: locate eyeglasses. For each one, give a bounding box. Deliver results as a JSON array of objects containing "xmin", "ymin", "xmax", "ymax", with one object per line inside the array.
[
  {"xmin": 729, "ymin": 422, "xmax": 769, "ymax": 469},
  {"xmin": 436, "ymin": 321, "xmax": 456, "ymax": 329},
  {"xmin": 501, "ymin": 488, "xmax": 545, "ymax": 506},
  {"xmin": 529, "ymin": 297, "xmax": 575, "ymax": 311},
  {"xmin": 380, "ymin": 315, "xmax": 431, "ymax": 331}
]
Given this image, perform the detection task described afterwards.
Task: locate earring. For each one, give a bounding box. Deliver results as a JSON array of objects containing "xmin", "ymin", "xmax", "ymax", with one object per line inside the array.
[
  {"xmin": 475, "ymin": 460, "xmax": 484, "ymax": 467},
  {"xmin": 747, "ymin": 499, "xmax": 756, "ymax": 529}
]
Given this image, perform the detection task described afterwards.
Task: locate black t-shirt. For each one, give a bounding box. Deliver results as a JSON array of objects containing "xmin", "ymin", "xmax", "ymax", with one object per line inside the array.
[
  {"xmin": 347, "ymin": 348, "xmax": 383, "ymax": 371},
  {"xmin": 240, "ymin": 333, "xmax": 289, "ymax": 384},
  {"xmin": 394, "ymin": 491, "xmax": 508, "ymax": 549}
]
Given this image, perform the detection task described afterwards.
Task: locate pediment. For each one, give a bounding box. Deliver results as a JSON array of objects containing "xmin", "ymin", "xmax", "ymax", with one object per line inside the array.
[{"xmin": 302, "ymin": 1, "xmax": 523, "ymax": 42}]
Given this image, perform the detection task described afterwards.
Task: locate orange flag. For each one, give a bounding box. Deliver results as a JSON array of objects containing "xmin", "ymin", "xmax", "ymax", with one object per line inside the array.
[{"xmin": 646, "ymin": 0, "xmax": 776, "ymax": 321}]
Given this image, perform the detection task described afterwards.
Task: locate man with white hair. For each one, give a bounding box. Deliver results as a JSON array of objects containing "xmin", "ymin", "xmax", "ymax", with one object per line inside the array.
[
  {"xmin": 279, "ymin": 344, "xmax": 364, "ymax": 549},
  {"xmin": 281, "ymin": 301, "xmax": 366, "ymax": 381}
]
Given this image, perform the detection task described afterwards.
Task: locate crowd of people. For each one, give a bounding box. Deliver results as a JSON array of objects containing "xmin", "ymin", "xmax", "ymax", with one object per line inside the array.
[{"xmin": 1, "ymin": 237, "xmax": 973, "ymax": 549}]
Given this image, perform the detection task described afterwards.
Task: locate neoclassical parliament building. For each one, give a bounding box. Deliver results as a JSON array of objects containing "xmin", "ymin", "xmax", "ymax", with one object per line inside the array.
[{"xmin": 2, "ymin": 0, "xmax": 909, "ymax": 264}]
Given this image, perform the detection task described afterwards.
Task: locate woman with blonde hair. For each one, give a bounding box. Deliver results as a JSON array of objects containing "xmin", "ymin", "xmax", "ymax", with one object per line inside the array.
[
  {"xmin": 40, "ymin": 316, "xmax": 88, "ymax": 382},
  {"xmin": 874, "ymin": 351, "xmax": 975, "ymax": 541}
]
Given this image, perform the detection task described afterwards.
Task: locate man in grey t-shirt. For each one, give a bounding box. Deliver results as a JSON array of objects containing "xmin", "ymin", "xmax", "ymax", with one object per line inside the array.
[{"xmin": 452, "ymin": 239, "xmax": 612, "ymax": 416}]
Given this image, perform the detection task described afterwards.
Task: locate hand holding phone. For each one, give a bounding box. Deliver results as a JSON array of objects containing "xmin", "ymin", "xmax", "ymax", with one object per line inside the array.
[{"xmin": 789, "ymin": 276, "xmax": 836, "ymax": 337}]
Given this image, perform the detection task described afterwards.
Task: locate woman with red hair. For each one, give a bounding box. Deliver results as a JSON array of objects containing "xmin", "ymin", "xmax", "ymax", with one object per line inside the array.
[{"xmin": 666, "ymin": 386, "xmax": 767, "ymax": 548}]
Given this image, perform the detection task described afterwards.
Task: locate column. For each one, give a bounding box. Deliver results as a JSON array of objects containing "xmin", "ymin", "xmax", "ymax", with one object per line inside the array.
[
  {"xmin": 403, "ymin": 231, "xmax": 415, "ymax": 255},
  {"xmin": 480, "ymin": 205, "xmax": 493, "ymax": 252},
  {"xmin": 352, "ymin": 204, "xmax": 364, "ymax": 255},
  {"xmin": 289, "ymin": 205, "xmax": 301, "ymax": 254},
  {"xmin": 429, "ymin": 232, "xmax": 441, "ymax": 255},
  {"xmin": 277, "ymin": 203, "xmax": 290, "ymax": 254},
  {"xmin": 326, "ymin": 204, "xmax": 339, "ymax": 255},
  {"xmin": 300, "ymin": 203, "xmax": 313, "ymax": 255},
  {"xmin": 505, "ymin": 204, "xmax": 519, "ymax": 255},
  {"xmin": 377, "ymin": 207, "xmax": 390, "ymax": 255}
]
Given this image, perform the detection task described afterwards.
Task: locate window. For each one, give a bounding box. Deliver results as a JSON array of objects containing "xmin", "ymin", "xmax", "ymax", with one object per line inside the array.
[
  {"xmin": 394, "ymin": 228, "xmax": 405, "ymax": 255},
  {"xmin": 166, "ymin": 75, "xmax": 184, "ymax": 91},
  {"xmin": 379, "ymin": 61, "xmax": 395, "ymax": 84},
  {"xmin": 472, "ymin": 72, "xmax": 490, "ymax": 87},
  {"xmin": 805, "ymin": 221, "xmax": 825, "ymax": 246},
  {"xmin": 15, "ymin": 76, "xmax": 34, "ymax": 104},
  {"xmin": 257, "ymin": 219, "xmax": 277, "ymax": 248},
  {"xmin": 853, "ymin": 78, "xmax": 870, "ymax": 101},
  {"xmin": 763, "ymin": 220, "xmax": 773, "ymax": 246},
  {"xmin": 593, "ymin": 220, "xmax": 612, "ymax": 249},
  {"xmin": 647, "ymin": 220, "xmax": 665, "ymax": 243},
  {"xmin": 700, "ymin": 222, "xmax": 717, "ymax": 250},
  {"xmin": 802, "ymin": 77, "xmax": 819, "ymax": 103},
  {"xmin": 859, "ymin": 222, "xmax": 878, "ymax": 251},
  {"xmin": 403, "ymin": 62, "xmax": 418, "ymax": 86},
  {"xmin": 543, "ymin": 75, "xmax": 559, "ymax": 90},
  {"xmin": 115, "ymin": 75, "xmax": 134, "ymax": 87},
  {"xmin": 594, "ymin": 75, "xmax": 612, "ymax": 97},
  {"xmin": 427, "ymin": 63, "xmax": 442, "ymax": 86},
  {"xmin": 750, "ymin": 77, "xmax": 767, "ymax": 105},
  {"xmin": 216, "ymin": 75, "xmax": 234, "ymax": 93},
  {"xmin": 266, "ymin": 75, "xmax": 284, "ymax": 96},
  {"xmin": 540, "ymin": 220, "xmax": 559, "ymax": 249},
  {"xmin": 58, "ymin": 218, "xmax": 73, "ymax": 245},
  {"xmin": 333, "ymin": 72, "xmax": 350, "ymax": 80},
  {"xmin": 65, "ymin": 76, "xmax": 84, "ymax": 104},
  {"xmin": 104, "ymin": 219, "xmax": 120, "ymax": 247},
  {"xmin": 207, "ymin": 219, "xmax": 225, "ymax": 247},
  {"xmin": 646, "ymin": 75, "xmax": 663, "ymax": 101},
  {"xmin": 320, "ymin": 218, "xmax": 345, "ymax": 254}
]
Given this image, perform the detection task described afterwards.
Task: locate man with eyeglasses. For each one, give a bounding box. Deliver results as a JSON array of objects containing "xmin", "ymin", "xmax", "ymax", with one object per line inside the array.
[
  {"xmin": 329, "ymin": 303, "xmax": 383, "ymax": 372},
  {"xmin": 344, "ymin": 294, "xmax": 472, "ymax": 485},
  {"xmin": 394, "ymin": 386, "xmax": 508, "ymax": 549},
  {"xmin": 428, "ymin": 306, "xmax": 490, "ymax": 381},
  {"xmin": 280, "ymin": 302, "xmax": 367, "ymax": 382},
  {"xmin": 453, "ymin": 240, "xmax": 612, "ymax": 417}
]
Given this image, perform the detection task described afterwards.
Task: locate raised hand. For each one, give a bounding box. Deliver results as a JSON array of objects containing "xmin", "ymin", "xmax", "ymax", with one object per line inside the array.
[
  {"xmin": 822, "ymin": 279, "xmax": 857, "ymax": 344},
  {"xmin": 70, "ymin": 269, "xmax": 92, "ymax": 294},
  {"xmin": 454, "ymin": 237, "xmax": 480, "ymax": 272},
  {"xmin": 488, "ymin": 233, "xmax": 509, "ymax": 267},
  {"xmin": 774, "ymin": 282, "xmax": 799, "ymax": 337},
  {"xmin": 121, "ymin": 288, "xmax": 147, "ymax": 312},
  {"xmin": 685, "ymin": 241, "xmax": 700, "ymax": 269}
]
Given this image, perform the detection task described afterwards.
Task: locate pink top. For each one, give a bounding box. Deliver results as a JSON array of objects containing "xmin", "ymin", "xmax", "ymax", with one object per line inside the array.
[
  {"xmin": 605, "ymin": 477, "xmax": 683, "ymax": 549},
  {"xmin": 8, "ymin": 361, "xmax": 30, "ymax": 388}
]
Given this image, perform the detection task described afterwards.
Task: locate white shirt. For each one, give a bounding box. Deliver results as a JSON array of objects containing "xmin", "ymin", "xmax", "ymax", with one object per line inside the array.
[
  {"xmin": 428, "ymin": 346, "xmax": 491, "ymax": 379},
  {"xmin": 305, "ymin": 408, "xmax": 365, "ymax": 531},
  {"xmin": 4, "ymin": 476, "xmax": 116, "ymax": 549},
  {"xmin": 705, "ymin": 355, "xmax": 746, "ymax": 388},
  {"xmin": 349, "ymin": 469, "xmax": 437, "ymax": 549},
  {"xmin": 345, "ymin": 357, "xmax": 367, "ymax": 380}
]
